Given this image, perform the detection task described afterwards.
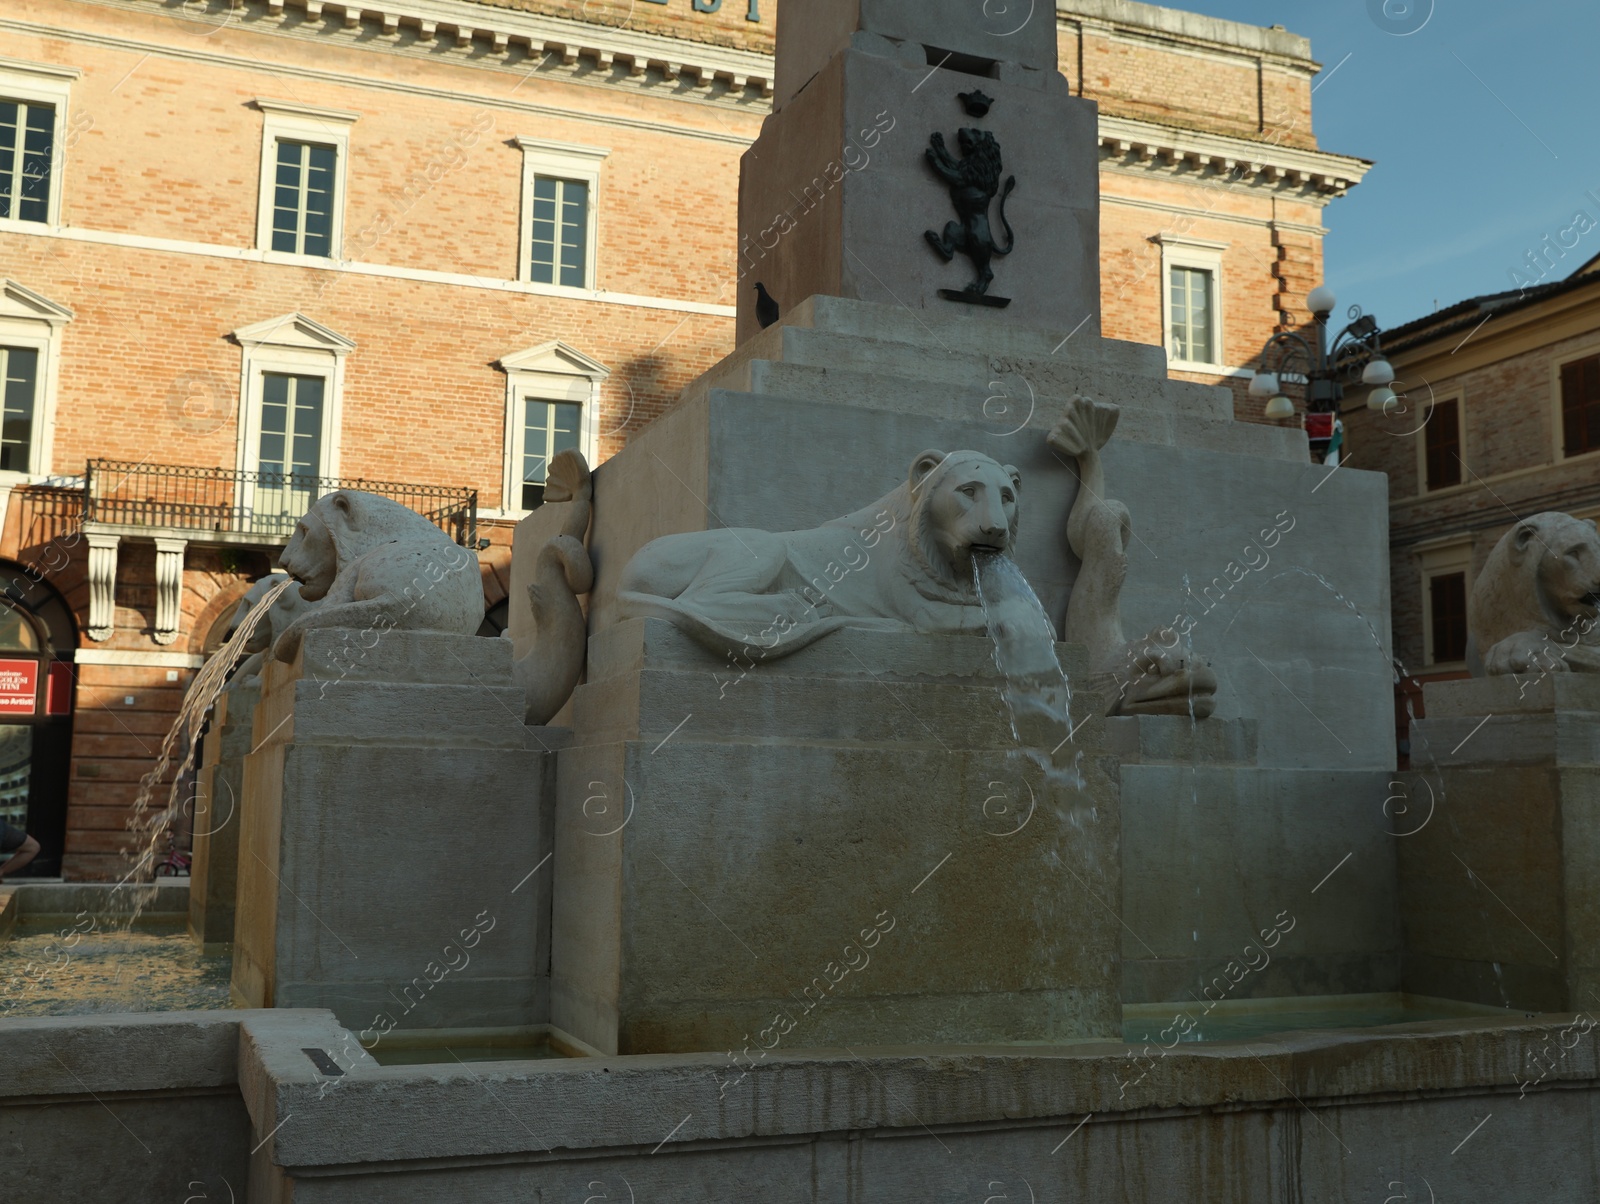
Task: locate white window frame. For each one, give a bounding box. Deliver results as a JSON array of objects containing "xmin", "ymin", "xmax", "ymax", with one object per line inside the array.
[
  {"xmin": 0, "ymin": 57, "xmax": 79, "ymax": 231},
  {"xmin": 1158, "ymin": 235, "xmax": 1228, "ymax": 372},
  {"xmin": 515, "ymin": 138, "xmax": 609, "ymax": 290},
  {"xmin": 1551, "ymin": 340, "xmax": 1600, "ymax": 463},
  {"xmin": 1414, "ymin": 392, "xmax": 1465, "ymax": 497},
  {"xmin": 0, "ymin": 278, "xmax": 73, "ymax": 483},
  {"xmin": 1416, "ymin": 538, "xmax": 1474, "ymax": 669},
  {"xmin": 230, "ymin": 314, "xmax": 354, "ymax": 522},
  {"xmin": 497, "ymin": 341, "xmax": 609, "ymax": 518},
  {"xmin": 254, "ymin": 99, "xmax": 358, "ymax": 262}
]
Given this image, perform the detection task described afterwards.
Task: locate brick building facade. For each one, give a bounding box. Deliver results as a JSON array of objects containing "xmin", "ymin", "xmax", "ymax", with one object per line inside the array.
[
  {"xmin": 1344, "ymin": 260, "xmax": 1600, "ymax": 752},
  {"xmin": 0, "ymin": 0, "xmax": 1367, "ymax": 878}
]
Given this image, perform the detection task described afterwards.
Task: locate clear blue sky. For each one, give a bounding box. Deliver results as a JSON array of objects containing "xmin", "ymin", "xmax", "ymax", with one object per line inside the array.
[{"xmin": 1162, "ymin": 0, "xmax": 1598, "ymax": 331}]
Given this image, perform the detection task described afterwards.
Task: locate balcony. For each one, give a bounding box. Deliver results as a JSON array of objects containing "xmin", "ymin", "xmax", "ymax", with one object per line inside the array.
[
  {"xmin": 76, "ymin": 461, "xmax": 479, "ymax": 644},
  {"xmin": 83, "ymin": 460, "xmax": 479, "ymax": 549}
]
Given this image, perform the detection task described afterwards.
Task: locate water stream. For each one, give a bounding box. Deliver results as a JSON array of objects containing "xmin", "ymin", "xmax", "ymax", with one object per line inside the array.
[
  {"xmin": 111, "ymin": 577, "xmax": 294, "ymax": 926},
  {"xmin": 972, "ymin": 553, "xmax": 1084, "ymax": 793}
]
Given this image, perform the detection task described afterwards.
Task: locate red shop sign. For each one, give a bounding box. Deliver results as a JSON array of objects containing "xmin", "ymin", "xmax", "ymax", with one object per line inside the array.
[{"xmin": 0, "ymin": 659, "xmax": 39, "ymax": 715}]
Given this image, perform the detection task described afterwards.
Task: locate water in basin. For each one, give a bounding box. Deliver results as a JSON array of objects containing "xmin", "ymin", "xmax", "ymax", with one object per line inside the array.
[{"xmin": 0, "ymin": 913, "xmax": 232, "ymax": 1018}]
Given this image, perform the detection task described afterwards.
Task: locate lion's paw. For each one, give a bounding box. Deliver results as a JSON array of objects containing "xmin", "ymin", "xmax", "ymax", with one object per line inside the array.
[{"xmin": 1484, "ymin": 631, "xmax": 1568, "ymax": 676}]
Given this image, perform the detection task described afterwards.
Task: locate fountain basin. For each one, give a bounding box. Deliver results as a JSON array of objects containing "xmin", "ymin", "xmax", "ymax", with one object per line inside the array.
[
  {"xmin": 6, "ymin": 1006, "xmax": 1594, "ymax": 1202},
  {"xmin": 366, "ymin": 1023, "xmax": 603, "ymax": 1066}
]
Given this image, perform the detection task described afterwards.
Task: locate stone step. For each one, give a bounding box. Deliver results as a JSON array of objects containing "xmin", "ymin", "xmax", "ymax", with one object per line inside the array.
[
  {"xmin": 679, "ymin": 294, "xmax": 1169, "ymax": 408},
  {"xmin": 785, "ymin": 294, "xmax": 1168, "ymax": 374},
  {"xmin": 1104, "ymin": 714, "xmax": 1258, "ymax": 765},
  {"xmin": 702, "ymin": 385, "xmax": 1304, "ymax": 461},
  {"xmin": 1421, "ymin": 674, "xmax": 1600, "ymax": 718},
  {"xmin": 744, "ymin": 357, "xmax": 1236, "ymax": 426},
  {"xmin": 1410, "ymin": 711, "xmax": 1600, "ymax": 767}
]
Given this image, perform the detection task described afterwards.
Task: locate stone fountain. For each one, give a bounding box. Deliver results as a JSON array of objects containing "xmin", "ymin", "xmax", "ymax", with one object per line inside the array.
[{"xmin": 7, "ymin": 4, "xmax": 1600, "ymax": 1202}]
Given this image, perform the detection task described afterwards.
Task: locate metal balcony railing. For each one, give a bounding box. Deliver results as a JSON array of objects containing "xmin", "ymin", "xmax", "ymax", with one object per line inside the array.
[{"xmin": 83, "ymin": 460, "xmax": 479, "ymax": 547}]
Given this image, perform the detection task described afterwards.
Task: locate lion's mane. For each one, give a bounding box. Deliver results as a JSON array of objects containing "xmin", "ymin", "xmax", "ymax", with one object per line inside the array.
[
  {"xmin": 1471, "ymin": 511, "xmax": 1600, "ymax": 671},
  {"xmin": 956, "ymin": 129, "xmax": 1004, "ymax": 195}
]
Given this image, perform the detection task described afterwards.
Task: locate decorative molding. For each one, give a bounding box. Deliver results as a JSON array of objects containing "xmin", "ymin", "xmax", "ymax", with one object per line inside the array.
[
  {"xmin": 120, "ymin": 0, "xmax": 773, "ymax": 100},
  {"xmin": 0, "ymin": 55, "xmax": 81, "ymax": 82},
  {"xmin": 231, "ymin": 312, "xmax": 357, "ymax": 356},
  {"xmin": 0, "ymin": 223, "xmax": 737, "ymax": 318},
  {"xmin": 1098, "ymin": 114, "xmax": 1370, "ymax": 199},
  {"xmin": 512, "ymin": 137, "xmax": 609, "ymax": 162},
  {"xmin": 0, "ymin": 16, "xmax": 760, "ymax": 145},
  {"xmin": 152, "ymin": 537, "xmax": 187, "ymax": 646},
  {"xmin": 1153, "ymin": 233, "xmax": 1230, "ymax": 251},
  {"xmin": 252, "ymin": 97, "xmax": 360, "ymax": 124},
  {"xmin": 498, "ymin": 340, "xmax": 609, "ymax": 518},
  {"xmin": 498, "ymin": 340, "xmax": 611, "ymax": 380},
  {"xmin": 1101, "ymin": 191, "xmax": 1325, "ymax": 237},
  {"xmin": 0, "ymin": 279, "xmax": 74, "ymax": 326},
  {"xmin": 0, "ymin": 280, "xmax": 72, "ymax": 481},
  {"xmin": 232, "ymin": 312, "xmax": 352, "ymax": 482},
  {"xmin": 85, "ymin": 533, "xmax": 119, "ymax": 642},
  {"xmin": 73, "ymin": 648, "xmax": 206, "ymax": 668}
]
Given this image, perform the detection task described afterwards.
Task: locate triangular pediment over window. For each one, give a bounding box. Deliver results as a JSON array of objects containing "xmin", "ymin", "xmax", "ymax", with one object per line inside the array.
[
  {"xmin": 498, "ymin": 341, "xmax": 610, "ymax": 381},
  {"xmin": 0, "ymin": 279, "xmax": 73, "ymax": 327},
  {"xmin": 231, "ymin": 312, "xmax": 356, "ymax": 356}
]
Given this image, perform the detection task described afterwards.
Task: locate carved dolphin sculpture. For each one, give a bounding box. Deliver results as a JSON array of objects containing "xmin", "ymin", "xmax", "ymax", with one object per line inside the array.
[
  {"xmin": 1051, "ymin": 395, "xmax": 1218, "ymax": 719},
  {"xmin": 514, "ymin": 449, "xmax": 595, "ymax": 724}
]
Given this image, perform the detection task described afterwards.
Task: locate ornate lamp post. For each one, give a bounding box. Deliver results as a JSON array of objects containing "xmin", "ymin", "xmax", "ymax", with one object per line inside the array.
[{"xmin": 1249, "ymin": 285, "xmax": 1395, "ymax": 462}]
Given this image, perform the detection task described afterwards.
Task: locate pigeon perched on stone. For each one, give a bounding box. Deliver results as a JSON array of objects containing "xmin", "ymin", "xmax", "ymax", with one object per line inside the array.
[{"xmin": 754, "ymin": 282, "xmax": 780, "ymax": 329}]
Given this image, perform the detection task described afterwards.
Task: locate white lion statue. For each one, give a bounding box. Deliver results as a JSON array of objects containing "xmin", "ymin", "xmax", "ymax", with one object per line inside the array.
[
  {"xmin": 273, "ymin": 491, "xmax": 483, "ymax": 663},
  {"xmin": 1471, "ymin": 511, "xmax": 1600, "ymax": 675},
  {"xmin": 618, "ymin": 449, "xmax": 1020, "ymax": 657},
  {"xmin": 224, "ymin": 573, "xmax": 319, "ymax": 687}
]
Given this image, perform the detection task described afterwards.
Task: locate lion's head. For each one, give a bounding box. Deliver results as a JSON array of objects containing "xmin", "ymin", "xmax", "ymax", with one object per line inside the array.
[
  {"xmin": 228, "ymin": 573, "xmax": 297, "ymax": 654},
  {"xmin": 279, "ymin": 490, "xmax": 431, "ymax": 601},
  {"xmin": 954, "ymin": 128, "xmax": 1004, "ymax": 193},
  {"xmin": 1471, "ymin": 512, "xmax": 1600, "ymax": 656},
  {"xmin": 904, "ymin": 449, "xmax": 1021, "ymax": 591}
]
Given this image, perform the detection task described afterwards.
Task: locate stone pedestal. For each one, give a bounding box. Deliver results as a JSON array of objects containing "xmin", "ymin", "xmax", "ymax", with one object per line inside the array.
[
  {"xmin": 510, "ymin": 295, "xmax": 1393, "ymax": 771},
  {"xmin": 550, "ymin": 618, "xmax": 1122, "ymax": 1055},
  {"xmin": 1402, "ymin": 675, "xmax": 1600, "ymax": 1010},
  {"xmin": 231, "ymin": 630, "xmax": 558, "ymax": 1034},
  {"xmin": 737, "ymin": 47, "xmax": 1097, "ymax": 345},
  {"xmin": 188, "ymin": 681, "xmax": 258, "ymax": 951}
]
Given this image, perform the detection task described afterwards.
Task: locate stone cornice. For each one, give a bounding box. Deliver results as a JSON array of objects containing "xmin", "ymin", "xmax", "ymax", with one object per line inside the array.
[
  {"xmin": 134, "ymin": 0, "xmax": 773, "ymax": 100},
  {"xmin": 1098, "ymin": 114, "xmax": 1371, "ymax": 199}
]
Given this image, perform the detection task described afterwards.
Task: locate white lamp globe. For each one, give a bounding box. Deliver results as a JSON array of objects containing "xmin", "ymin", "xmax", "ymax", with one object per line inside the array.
[
  {"xmin": 1306, "ymin": 285, "xmax": 1337, "ymax": 316},
  {"xmin": 1264, "ymin": 394, "xmax": 1296, "ymax": 420},
  {"xmin": 1249, "ymin": 371, "xmax": 1280, "ymax": 398},
  {"xmin": 1362, "ymin": 358, "xmax": 1395, "ymax": 386},
  {"xmin": 1366, "ymin": 386, "xmax": 1397, "ymax": 412}
]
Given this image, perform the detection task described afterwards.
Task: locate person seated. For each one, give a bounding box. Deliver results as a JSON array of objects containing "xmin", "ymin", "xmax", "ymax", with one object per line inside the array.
[{"xmin": 0, "ymin": 820, "xmax": 39, "ymax": 884}]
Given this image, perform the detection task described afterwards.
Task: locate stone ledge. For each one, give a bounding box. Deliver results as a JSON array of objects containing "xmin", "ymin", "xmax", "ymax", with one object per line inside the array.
[
  {"xmin": 1423, "ymin": 673, "xmax": 1600, "ymax": 718},
  {"xmin": 249, "ymin": 1015, "xmax": 1598, "ymax": 1168}
]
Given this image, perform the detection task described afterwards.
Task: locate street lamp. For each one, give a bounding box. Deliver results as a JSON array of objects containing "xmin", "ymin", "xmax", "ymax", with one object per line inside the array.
[{"xmin": 1249, "ymin": 286, "xmax": 1392, "ymax": 462}]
